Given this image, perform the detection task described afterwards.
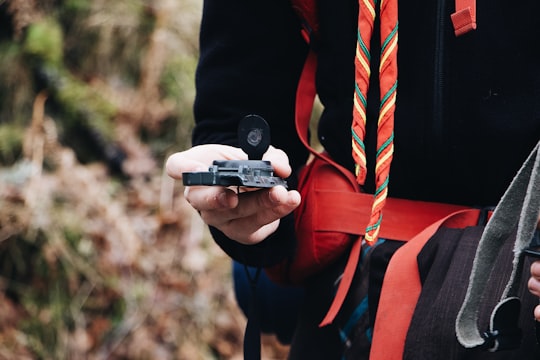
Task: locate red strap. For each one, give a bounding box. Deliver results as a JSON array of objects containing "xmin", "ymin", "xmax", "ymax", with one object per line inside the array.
[
  {"xmin": 320, "ymin": 235, "xmax": 363, "ymax": 326},
  {"xmin": 295, "ymin": 49, "xmax": 317, "ymax": 155},
  {"xmin": 295, "ymin": 50, "xmax": 351, "ymax": 176},
  {"xmin": 296, "ymin": 49, "xmax": 370, "ymax": 328},
  {"xmin": 369, "ymin": 209, "xmax": 482, "ymax": 360},
  {"xmin": 291, "ymin": 0, "xmax": 319, "ymax": 42},
  {"xmin": 451, "ymin": 0, "xmax": 477, "ymax": 36},
  {"xmin": 320, "ymin": 208, "xmax": 480, "ymax": 328},
  {"xmin": 313, "ymin": 191, "xmax": 472, "ymax": 240}
]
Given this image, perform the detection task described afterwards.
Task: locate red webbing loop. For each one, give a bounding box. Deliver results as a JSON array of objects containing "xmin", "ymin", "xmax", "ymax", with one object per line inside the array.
[{"xmin": 451, "ymin": 0, "xmax": 477, "ymax": 36}]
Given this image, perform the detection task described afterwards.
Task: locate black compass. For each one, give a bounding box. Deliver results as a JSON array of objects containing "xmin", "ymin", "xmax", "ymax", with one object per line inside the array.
[{"xmin": 182, "ymin": 115, "xmax": 287, "ymax": 188}]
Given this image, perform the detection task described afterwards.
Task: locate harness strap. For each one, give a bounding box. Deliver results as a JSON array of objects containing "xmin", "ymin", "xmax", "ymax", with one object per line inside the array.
[
  {"xmin": 456, "ymin": 140, "xmax": 540, "ymax": 350},
  {"xmin": 314, "ymin": 191, "xmax": 471, "ymax": 240}
]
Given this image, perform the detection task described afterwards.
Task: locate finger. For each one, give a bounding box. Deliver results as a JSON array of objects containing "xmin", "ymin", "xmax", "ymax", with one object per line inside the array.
[
  {"xmin": 209, "ymin": 186, "xmax": 297, "ymax": 224},
  {"xmin": 263, "ymin": 146, "xmax": 293, "ymax": 178},
  {"xmin": 166, "ymin": 145, "xmax": 247, "ymax": 179},
  {"xmin": 532, "ymin": 261, "xmax": 540, "ymax": 278},
  {"xmin": 184, "ymin": 186, "xmax": 239, "ymax": 212},
  {"xmin": 529, "ymin": 276, "xmax": 540, "ymax": 297},
  {"xmin": 535, "ymin": 305, "xmax": 540, "ymax": 322},
  {"xmin": 217, "ymin": 187, "xmax": 301, "ymax": 244},
  {"xmin": 166, "ymin": 153, "xmax": 207, "ymax": 179},
  {"xmin": 241, "ymin": 186, "xmax": 301, "ymax": 225}
]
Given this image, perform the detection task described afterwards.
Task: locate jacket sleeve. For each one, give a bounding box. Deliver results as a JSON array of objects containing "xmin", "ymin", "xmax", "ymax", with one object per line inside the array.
[{"xmin": 191, "ymin": 0, "xmax": 310, "ymax": 267}]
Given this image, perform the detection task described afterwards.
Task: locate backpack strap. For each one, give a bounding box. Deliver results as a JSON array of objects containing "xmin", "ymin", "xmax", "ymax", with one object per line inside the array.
[
  {"xmin": 291, "ymin": 0, "xmax": 319, "ymax": 43},
  {"xmin": 456, "ymin": 140, "xmax": 540, "ymax": 351},
  {"xmin": 295, "ymin": 47, "xmax": 357, "ymax": 180}
]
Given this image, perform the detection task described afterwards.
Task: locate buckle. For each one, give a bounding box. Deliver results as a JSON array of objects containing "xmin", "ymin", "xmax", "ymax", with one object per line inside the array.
[
  {"xmin": 482, "ymin": 327, "xmax": 523, "ymax": 352},
  {"xmin": 476, "ymin": 206, "xmax": 495, "ymax": 226},
  {"xmin": 481, "ymin": 297, "xmax": 522, "ymax": 352}
]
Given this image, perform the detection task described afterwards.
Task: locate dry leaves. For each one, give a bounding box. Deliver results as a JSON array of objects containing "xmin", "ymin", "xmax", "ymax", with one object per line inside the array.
[{"xmin": 0, "ymin": 64, "xmax": 289, "ymax": 360}]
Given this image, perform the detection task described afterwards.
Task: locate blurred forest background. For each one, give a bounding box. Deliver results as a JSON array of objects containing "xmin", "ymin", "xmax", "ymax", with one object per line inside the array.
[{"xmin": 0, "ymin": 0, "xmax": 289, "ymax": 359}]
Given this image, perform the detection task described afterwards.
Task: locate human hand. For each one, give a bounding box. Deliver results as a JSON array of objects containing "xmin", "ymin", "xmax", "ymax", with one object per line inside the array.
[
  {"xmin": 529, "ymin": 260, "xmax": 540, "ymax": 321},
  {"xmin": 165, "ymin": 144, "xmax": 301, "ymax": 245}
]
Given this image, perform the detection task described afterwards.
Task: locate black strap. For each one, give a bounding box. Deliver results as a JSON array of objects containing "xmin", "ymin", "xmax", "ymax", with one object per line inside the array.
[{"xmin": 243, "ymin": 265, "xmax": 262, "ymax": 360}]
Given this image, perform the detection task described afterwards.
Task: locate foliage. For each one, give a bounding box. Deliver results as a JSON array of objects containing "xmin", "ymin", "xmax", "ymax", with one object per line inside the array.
[
  {"xmin": 0, "ymin": 124, "xmax": 24, "ymax": 164},
  {"xmin": 24, "ymin": 18, "xmax": 63, "ymax": 65}
]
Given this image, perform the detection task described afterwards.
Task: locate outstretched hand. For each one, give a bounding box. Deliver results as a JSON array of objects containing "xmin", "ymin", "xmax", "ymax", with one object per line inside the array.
[{"xmin": 166, "ymin": 144, "xmax": 301, "ymax": 245}]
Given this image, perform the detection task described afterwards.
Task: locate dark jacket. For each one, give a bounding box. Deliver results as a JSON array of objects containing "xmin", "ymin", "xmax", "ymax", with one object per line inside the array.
[{"xmin": 192, "ymin": 0, "xmax": 540, "ymax": 267}]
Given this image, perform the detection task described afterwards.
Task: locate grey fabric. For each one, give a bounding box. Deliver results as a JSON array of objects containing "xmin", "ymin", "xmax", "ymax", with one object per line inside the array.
[{"xmin": 456, "ymin": 140, "xmax": 540, "ymax": 348}]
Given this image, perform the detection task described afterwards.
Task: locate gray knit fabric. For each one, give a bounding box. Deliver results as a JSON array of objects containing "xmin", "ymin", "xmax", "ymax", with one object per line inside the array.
[{"xmin": 456, "ymin": 140, "xmax": 540, "ymax": 348}]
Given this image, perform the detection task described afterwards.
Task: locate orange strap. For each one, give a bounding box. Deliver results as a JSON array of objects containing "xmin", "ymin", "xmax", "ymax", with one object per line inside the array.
[
  {"xmin": 369, "ymin": 209, "xmax": 482, "ymax": 360},
  {"xmin": 451, "ymin": 0, "xmax": 477, "ymax": 36},
  {"xmin": 352, "ymin": 0, "xmax": 399, "ymax": 246}
]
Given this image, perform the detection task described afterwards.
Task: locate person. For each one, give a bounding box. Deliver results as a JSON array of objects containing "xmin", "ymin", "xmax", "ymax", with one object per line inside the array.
[{"xmin": 166, "ymin": 0, "xmax": 540, "ymax": 358}]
